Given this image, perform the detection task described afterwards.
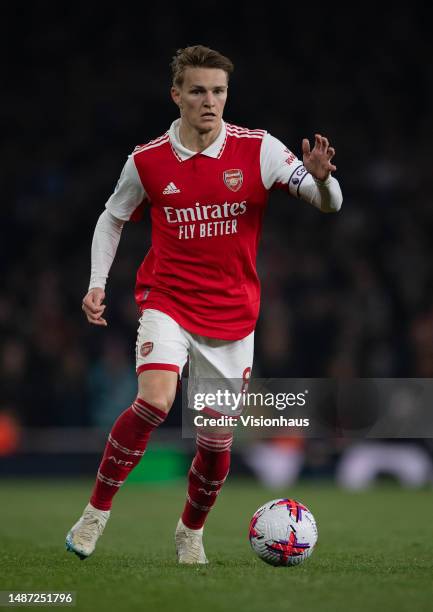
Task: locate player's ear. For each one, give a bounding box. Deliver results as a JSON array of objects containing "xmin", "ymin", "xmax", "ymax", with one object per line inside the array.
[{"xmin": 171, "ymin": 86, "xmax": 181, "ymax": 108}]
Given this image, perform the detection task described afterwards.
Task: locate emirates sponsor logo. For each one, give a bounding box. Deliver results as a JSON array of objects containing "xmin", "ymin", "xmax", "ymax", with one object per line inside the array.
[
  {"xmin": 163, "ymin": 200, "xmax": 247, "ymax": 240},
  {"xmin": 163, "ymin": 201, "xmax": 247, "ymax": 224},
  {"xmin": 140, "ymin": 341, "xmax": 154, "ymax": 357},
  {"xmin": 223, "ymin": 169, "xmax": 243, "ymax": 192}
]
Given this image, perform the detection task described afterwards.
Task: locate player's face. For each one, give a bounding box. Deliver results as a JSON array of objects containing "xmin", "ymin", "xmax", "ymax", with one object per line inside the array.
[{"xmin": 171, "ymin": 67, "xmax": 228, "ymax": 134}]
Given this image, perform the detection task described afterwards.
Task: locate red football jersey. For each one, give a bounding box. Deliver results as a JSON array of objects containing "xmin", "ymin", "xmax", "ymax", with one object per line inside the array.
[{"xmin": 105, "ymin": 120, "xmax": 311, "ymax": 340}]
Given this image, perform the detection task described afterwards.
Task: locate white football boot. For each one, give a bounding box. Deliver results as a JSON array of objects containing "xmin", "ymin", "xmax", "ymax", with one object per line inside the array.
[
  {"xmin": 65, "ymin": 503, "xmax": 110, "ymax": 560},
  {"xmin": 175, "ymin": 518, "xmax": 208, "ymax": 564}
]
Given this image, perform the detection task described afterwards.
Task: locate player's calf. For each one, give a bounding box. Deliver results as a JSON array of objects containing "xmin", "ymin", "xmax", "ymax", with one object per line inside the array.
[
  {"xmin": 66, "ymin": 396, "xmax": 169, "ymax": 559},
  {"xmin": 181, "ymin": 431, "xmax": 233, "ymax": 530},
  {"xmin": 89, "ymin": 398, "xmax": 168, "ymax": 511}
]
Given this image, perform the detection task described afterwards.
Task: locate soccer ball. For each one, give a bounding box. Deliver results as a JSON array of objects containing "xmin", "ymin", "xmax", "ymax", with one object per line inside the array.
[{"xmin": 249, "ymin": 498, "xmax": 318, "ymax": 566}]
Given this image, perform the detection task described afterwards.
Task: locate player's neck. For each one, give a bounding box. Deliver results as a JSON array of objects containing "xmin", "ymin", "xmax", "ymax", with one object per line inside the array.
[{"xmin": 178, "ymin": 119, "xmax": 222, "ymax": 153}]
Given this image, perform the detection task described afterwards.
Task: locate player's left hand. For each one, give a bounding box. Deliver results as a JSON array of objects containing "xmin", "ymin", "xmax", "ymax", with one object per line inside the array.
[{"xmin": 302, "ymin": 134, "xmax": 336, "ymax": 182}]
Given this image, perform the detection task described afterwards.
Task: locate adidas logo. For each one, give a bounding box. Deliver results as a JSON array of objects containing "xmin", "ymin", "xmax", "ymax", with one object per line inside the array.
[{"xmin": 163, "ymin": 182, "xmax": 181, "ymax": 195}]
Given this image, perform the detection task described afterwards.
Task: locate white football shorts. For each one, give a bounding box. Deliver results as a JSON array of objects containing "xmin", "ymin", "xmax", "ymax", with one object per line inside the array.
[{"xmin": 135, "ymin": 309, "xmax": 253, "ymax": 416}]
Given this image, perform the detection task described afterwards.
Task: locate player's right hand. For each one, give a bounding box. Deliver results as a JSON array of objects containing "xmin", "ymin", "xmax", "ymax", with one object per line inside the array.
[{"xmin": 82, "ymin": 287, "xmax": 107, "ymax": 326}]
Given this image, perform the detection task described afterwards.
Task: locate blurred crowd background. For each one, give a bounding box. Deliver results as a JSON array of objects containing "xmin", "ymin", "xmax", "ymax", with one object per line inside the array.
[{"xmin": 1, "ymin": 4, "xmax": 433, "ymax": 483}]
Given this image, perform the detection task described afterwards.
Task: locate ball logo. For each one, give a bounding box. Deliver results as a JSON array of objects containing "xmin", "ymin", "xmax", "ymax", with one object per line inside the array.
[
  {"xmin": 223, "ymin": 169, "xmax": 243, "ymax": 192},
  {"xmin": 140, "ymin": 341, "xmax": 154, "ymax": 357}
]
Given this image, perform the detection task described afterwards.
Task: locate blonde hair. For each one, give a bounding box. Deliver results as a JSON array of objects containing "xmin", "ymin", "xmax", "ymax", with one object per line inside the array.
[{"xmin": 171, "ymin": 45, "xmax": 234, "ymax": 87}]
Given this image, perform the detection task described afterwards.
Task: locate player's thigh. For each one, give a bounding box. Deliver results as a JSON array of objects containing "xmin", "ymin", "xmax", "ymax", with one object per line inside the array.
[
  {"xmin": 188, "ymin": 331, "xmax": 254, "ymax": 416},
  {"xmin": 136, "ymin": 309, "xmax": 188, "ymax": 413},
  {"xmin": 190, "ymin": 331, "xmax": 254, "ymax": 380}
]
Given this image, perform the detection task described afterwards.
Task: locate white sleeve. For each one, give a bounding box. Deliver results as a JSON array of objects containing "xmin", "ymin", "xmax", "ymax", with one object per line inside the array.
[
  {"xmin": 89, "ymin": 210, "xmax": 125, "ymax": 291},
  {"xmin": 105, "ymin": 154, "xmax": 148, "ymax": 221},
  {"xmin": 260, "ymin": 133, "xmax": 343, "ymax": 213},
  {"xmin": 298, "ymin": 173, "xmax": 343, "ymax": 213}
]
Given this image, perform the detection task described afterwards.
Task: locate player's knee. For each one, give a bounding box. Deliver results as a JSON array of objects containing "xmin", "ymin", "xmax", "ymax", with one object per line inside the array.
[
  {"xmin": 136, "ymin": 392, "xmax": 174, "ymax": 414},
  {"xmin": 137, "ymin": 370, "xmax": 178, "ymax": 414}
]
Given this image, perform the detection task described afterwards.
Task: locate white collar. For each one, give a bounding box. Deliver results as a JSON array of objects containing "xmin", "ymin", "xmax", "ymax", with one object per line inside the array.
[{"xmin": 168, "ymin": 118, "xmax": 227, "ymax": 161}]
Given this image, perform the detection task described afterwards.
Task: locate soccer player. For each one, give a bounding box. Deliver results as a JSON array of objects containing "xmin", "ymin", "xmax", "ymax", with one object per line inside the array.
[{"xmin": 66, "ymin": 45, "xmax": 342, "ymax": 563}]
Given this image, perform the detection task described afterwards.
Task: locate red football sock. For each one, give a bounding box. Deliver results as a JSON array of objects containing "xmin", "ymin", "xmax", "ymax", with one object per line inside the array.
[
  {"xmin": 90, "ymin": 398, "xmax": 167, "ymax": 510},
  {"xmin": 181, "ymin": 432, "xmax": 233, "ymax": 529}
]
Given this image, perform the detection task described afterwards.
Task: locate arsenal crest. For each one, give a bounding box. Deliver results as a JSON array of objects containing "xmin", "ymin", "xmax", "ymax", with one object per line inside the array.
[
  {"xmin": 140, "ymin": 341, "xmax": 154, "ymax": 357},
  {"xmin": 223, "ymin": 169, "xmax": 243, "ymax": 192}
]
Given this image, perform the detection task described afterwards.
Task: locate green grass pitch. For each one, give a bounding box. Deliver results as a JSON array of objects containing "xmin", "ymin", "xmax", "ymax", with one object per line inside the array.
[{"xmin": 1, "ymin": 479, "xmax": 433, "ymax": 612}]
